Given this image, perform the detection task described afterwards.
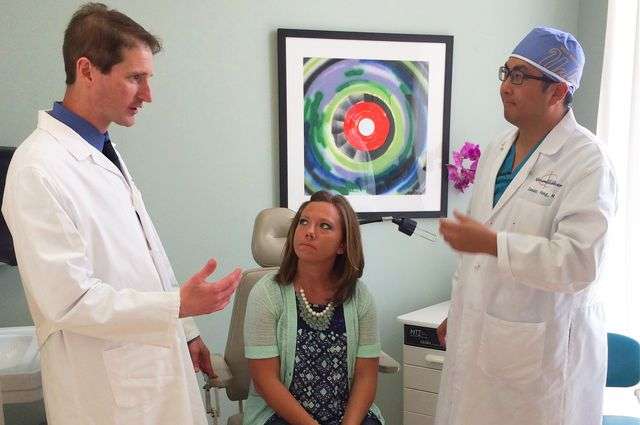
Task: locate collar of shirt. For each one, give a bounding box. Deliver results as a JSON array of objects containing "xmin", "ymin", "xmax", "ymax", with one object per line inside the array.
[
  {"xmin": 493, "ymin": 138, "xmax": 544, "ymax": 207},
  {"xmin": 47, "ymin": 101, "xmax": 109, "ymax": 151}
]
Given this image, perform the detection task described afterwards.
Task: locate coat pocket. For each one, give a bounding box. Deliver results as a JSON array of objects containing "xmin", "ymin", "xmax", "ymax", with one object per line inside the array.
[
  {"xmin": 477, "ymin": 313, "xmax": 545, "ymax": 386},
  {"xmin": 102, "ymin": 343, "xmax": 176, "ymax": 408},
  {"xmin": 511, "ymin": 198, "xmax": 551, "ymax": 236}
]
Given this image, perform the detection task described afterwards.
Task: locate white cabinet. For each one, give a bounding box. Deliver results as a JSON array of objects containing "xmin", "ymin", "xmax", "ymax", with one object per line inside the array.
[
  {"xmin": 0, "ymin": 326, "xmax": 43, "ymax": 425},
  {"xmin": 397, "ymin": 301, "xmax": 450, "ymax": 425}
]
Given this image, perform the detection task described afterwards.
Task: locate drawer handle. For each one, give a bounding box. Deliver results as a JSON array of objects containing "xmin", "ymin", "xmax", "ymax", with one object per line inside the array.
[{"xmin": 425, "ymin": 354, "xmax": 444, "ymax": 365}]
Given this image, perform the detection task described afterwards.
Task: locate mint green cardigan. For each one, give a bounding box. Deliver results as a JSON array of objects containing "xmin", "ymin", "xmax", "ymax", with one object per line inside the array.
[{"xmin": 243, "ymin": 272, "xmax": 384, "ymax": 425}]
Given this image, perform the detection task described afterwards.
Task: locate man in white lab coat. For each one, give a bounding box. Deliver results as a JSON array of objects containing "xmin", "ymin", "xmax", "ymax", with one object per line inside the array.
[
  {"xmin": 1, "ymin": 3, "xmax": 241, "ymax": 424},
  {"xmin": 436, "ymin": 27, "xmax": 617, "ymax": 425}
]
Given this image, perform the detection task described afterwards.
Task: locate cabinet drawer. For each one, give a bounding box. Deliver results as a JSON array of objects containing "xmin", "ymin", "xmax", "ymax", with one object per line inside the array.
[
  {"xmin": 404, "ymin": 411, "xmax": 435, "ymax": 425},
  {"xmin": 404, "ymin": 388, "xmax": 438, "ymax": 416},
  {"xmin": 403, "ymin": 364, "xmax": 442, "ymax": 393},
  {"xmin": 403, "ymin": 345, "xmax": 445, "ymax": 370}
]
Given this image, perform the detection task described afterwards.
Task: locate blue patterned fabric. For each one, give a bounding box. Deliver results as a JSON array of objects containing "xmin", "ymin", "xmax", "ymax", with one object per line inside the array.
[
  {"xmin": 265, "ymin": 415, "xmax": 382, "ymax": 425},
  {"xmin": 291, "ymin": 299, "xmax": 347, "ymax": 424},
  {"xmin": 264, "ymin": 297, "xmax": 380, "ymax": 425}
]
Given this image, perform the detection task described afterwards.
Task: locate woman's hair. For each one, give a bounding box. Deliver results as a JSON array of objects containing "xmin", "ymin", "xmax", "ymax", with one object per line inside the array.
[{"xmin": 275, "ymin": 191, "xmax": 364, "ymax": 303}]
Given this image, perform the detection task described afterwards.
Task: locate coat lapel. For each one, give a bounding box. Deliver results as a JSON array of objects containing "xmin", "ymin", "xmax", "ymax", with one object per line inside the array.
[
  {"xmin": 89, "ymin": 149, "xmax": 123, "ymax": 177},
  {"xmin": 478, "ymin": 133, "xmax": 515, "ymax": 224},
  {"xmin": 37, "ymin": 111, "xmax": 124, "ymax": 179},
  {"xmin": 483, "ymin": 110, "xmax": 577, "ymax": 224},
  {"xmin": 489, "ymin": 148, "xmax": 541, "ymax": 219}
]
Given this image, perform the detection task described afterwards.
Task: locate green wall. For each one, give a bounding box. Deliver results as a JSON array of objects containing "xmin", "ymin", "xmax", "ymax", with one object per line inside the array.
[{"xmin": 0, "ymin": 1, "xmax": 607, "ymax": 423}]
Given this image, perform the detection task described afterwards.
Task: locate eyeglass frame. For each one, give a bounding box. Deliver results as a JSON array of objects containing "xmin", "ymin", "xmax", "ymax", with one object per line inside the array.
[{"xmin": 498, "ymin": 65, "xmax": 558, "ymax": 86}]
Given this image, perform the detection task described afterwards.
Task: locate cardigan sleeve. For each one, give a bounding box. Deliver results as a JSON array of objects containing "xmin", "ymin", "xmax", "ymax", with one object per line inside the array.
[
  {"xmin": 355, "ymin": 283, "xmax": 381, "ymax": 358},
  {"xmin": 244, "ymin": 275, "xmax": 280, "ymax": 359}
]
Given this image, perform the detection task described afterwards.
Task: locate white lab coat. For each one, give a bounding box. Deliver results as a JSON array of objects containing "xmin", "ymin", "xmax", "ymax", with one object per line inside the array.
[
  {"xmin": 435, "ymin": 110, "xmax": 616, "ymax": 425},
  {"xmin": 2, "ymin": 112, "xmax": 207, "ymax": 425}
]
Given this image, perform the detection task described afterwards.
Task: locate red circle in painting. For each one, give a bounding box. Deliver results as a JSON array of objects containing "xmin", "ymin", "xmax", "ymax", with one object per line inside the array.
[{"xmin": 343, "ymin": 101, "xmax": 390, "ymax": 152}]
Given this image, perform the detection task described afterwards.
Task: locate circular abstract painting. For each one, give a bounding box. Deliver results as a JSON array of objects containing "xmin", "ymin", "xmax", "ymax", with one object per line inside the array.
[{"xmin": 303, "ymin": 58, "xmax": 429, "ymax": 196}]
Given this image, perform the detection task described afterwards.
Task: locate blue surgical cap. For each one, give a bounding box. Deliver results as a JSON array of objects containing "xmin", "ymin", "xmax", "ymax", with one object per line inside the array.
[{"xmin": 511, "ymin": 26, "xmax": 585, "ymax": 93}]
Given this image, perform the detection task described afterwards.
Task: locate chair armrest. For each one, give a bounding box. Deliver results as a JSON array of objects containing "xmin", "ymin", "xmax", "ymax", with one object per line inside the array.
[
  {"xmin": 378, "ymin": 350, "xmax": 400, "ymax": 374},
  {"xmin": 208, "ymin": 353, "xmax": 233, "ymax": 388}
]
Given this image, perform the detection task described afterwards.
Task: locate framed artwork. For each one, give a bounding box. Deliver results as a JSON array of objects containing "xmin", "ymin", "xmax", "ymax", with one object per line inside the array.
[{"xmin": 278, "ymin": 28, "xmax": 453, "ymax": 218}]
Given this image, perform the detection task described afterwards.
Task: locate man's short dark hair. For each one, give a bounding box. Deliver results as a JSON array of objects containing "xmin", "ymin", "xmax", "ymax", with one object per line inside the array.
[{"xmin": 63, "ymin": 2, "xmax": 162, "ymax": 84}]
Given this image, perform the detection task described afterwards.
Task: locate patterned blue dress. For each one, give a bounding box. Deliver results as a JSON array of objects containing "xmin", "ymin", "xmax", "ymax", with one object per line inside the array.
[{"xmin": 265, "ymin": 296, "xmax": 380, "ymax": 425}]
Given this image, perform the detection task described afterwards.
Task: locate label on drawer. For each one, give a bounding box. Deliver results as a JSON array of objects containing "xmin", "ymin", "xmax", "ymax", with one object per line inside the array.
[{"xmin": 404, "ymin": 324, "xmax": 445, "ymax": 350}]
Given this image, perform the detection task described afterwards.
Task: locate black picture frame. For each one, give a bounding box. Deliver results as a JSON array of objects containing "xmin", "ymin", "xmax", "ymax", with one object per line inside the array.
[
  {"xmin": 278, "ymin": 28, "xmax": 453, "ymax": 219},
  {"xmin": 0, "ymin": 146, "xmax": 17, "ymax": 266}
]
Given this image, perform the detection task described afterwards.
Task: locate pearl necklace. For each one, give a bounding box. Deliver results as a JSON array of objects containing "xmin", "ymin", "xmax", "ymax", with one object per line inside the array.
[
  {"xmin": 295, "ymin": 286, "xmax": 336, "ymax": 331},
  {"xmin": 298, "ymin": 287, "xmax": 333, "ymax": 317}
]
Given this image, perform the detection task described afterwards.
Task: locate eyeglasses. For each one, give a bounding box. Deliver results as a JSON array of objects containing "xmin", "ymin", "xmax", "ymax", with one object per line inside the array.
[{"xmin": 498, "ymin": 65, "xmax": 557, "ymax": 85}]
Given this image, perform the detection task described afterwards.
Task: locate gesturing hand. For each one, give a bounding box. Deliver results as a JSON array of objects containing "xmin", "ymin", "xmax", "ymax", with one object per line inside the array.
[
  {"xmin": 439, "ymin": 210, "xmax": 498, "ymax": 256},
  {"xmin": 179, "ymin": 259, "xmax": 241, "ymax": 318}
]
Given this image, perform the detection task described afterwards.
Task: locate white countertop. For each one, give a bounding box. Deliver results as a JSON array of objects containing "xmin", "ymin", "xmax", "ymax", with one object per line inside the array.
[
  {"xmin": 603, "ymin": 387, "xmax": 640, "ymax": 417},
  {"xmin": 397, "ymin": 300, "xmax": 450, "ymax": 328},
  {"xmin": 0, "ymin": 326, "xmax": 42, "ymax": 403}
]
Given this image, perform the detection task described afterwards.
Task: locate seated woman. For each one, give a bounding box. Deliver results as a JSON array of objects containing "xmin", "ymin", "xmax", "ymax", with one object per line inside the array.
[{"xmin": 243, "ymin": 191, "xmax": 384, "ymax": 425}]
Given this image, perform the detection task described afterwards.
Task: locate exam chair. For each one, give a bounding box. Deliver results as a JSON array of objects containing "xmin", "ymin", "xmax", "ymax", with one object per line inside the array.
[
  {"xmin": 603, "ymin": 333, "xmax": 640, "ymax": 425},
  {"xmin": 203, "ymin": 207, "xmax": 400, "ymax": 425}
]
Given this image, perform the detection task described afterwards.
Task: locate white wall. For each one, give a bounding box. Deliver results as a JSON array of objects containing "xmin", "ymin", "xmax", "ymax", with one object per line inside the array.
[
  {"xmin": 0, "ymin": 1, "xmax": 606, "ymax": 423},
  {"xmin": 573, "ymin": 0, "xmax": 609, "ymax": 132}
]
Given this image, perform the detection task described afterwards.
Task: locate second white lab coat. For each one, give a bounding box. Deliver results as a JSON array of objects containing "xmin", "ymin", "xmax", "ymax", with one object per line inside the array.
[
  {"xmin": 2, "ymin": 112, "xmax": 206, "ymax": 425},
  {"xmin": 435, "ymin": 110, "xmax": 617, "ymax": 425}
]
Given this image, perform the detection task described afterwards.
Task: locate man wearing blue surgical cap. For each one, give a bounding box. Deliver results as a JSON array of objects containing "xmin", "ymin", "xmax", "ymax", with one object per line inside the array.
[{"xmin": 436, "ymin": 27, "xmax": 616, "ymax": 425}]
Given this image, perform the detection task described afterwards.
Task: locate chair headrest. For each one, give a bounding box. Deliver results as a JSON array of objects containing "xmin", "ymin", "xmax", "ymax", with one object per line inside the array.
[{"xmin": 251, "ymin": 207, "xmax": 295, "ymax": 267}]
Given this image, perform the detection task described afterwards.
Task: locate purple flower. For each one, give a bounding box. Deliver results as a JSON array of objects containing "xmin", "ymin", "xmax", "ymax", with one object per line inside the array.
[{"xmin": 447, "ymin": 142, "xmax": 481, "ymax": 192}]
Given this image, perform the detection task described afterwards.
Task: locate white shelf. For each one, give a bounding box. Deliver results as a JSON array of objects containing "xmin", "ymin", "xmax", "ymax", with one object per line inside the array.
[
  {"xmin": 397, "ymin": 301, "xmax": 450, "ymax": 328},
  {"xmin": 0, "ymin": 326, "xmax": 42, "ymax": 403}
]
